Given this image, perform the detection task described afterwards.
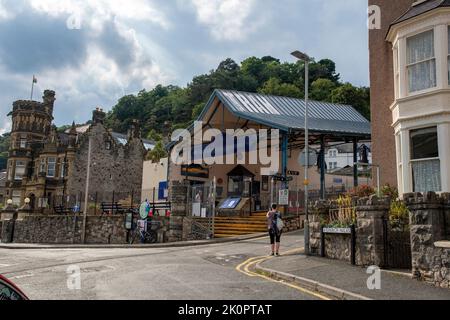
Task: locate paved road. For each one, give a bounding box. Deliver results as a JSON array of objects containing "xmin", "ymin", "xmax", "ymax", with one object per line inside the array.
[{"xmin": 0, "ymin": 231, "xmax": 316, "ymax": 300}]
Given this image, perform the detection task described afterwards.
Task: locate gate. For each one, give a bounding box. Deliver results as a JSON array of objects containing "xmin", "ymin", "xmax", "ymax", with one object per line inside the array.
[{"xmin": 383, "ymin": 219, "xmax": 412, "ymax": 269}]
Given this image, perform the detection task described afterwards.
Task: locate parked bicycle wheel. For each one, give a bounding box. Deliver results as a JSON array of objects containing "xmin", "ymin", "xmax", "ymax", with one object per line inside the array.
[{"xmin": 144, "ymin": 230, "xmax": 158, "ymax": 243}]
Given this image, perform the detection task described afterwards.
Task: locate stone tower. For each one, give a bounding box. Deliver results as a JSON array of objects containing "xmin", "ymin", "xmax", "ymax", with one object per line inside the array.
[{"xmin": 5, "ymin": 90, "xmax": 56, "ymax": 204}]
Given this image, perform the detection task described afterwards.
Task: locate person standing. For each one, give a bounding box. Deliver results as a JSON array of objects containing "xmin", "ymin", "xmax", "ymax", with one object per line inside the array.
[{"xmin": 267, "ymin": 204, "xmax": 282, "ymax": 256}]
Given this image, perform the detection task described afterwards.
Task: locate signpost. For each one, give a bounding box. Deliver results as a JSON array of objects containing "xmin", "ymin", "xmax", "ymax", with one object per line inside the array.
[{"xmin": 278, "ymin": 189, "xmax": 289, "ymax": 206}]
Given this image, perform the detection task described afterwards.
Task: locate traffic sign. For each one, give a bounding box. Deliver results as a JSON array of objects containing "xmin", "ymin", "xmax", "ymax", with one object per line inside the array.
[
  {"xmin": 272, "ymin": 175, "xmax": 293, "ymax": 182},
  {"xmin": 139, "ymin": 202, "xmax": 150, "ymax": 219}
]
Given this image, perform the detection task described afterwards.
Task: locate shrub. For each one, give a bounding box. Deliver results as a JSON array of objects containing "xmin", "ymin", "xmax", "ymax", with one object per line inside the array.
[
  {"xmin": 381, "ymin": 184, "xmax": 399, "ymax": 199},
  {"xmin": 348, "ymin": 185, "xmax": 375, "ymax": 198}
]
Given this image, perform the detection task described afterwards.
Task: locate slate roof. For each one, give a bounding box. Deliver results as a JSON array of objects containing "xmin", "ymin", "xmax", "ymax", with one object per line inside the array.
[
  {"xmin": 391, "ymin": 0, "xmax": 450, "ymax": 26},
  {"xmin": 200, "ymin": 89, "xmax": 371, "ymax": 136}
]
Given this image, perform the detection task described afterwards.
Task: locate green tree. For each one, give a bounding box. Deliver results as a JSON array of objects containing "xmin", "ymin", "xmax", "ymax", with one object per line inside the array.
[
  {"xmin": 259, "ymin": 78, "xmax": 302, "ymax": 98},
  {"xmin": 310, "ymin": 78, "xmax": 338, "ymax": 102},
  {"xmin": 331, "ymin": 83, "xmax": 370, "ymax": 120},
  {"xmin": 146, "ymin": 141, "xmax": 168, "ymax": 162}
]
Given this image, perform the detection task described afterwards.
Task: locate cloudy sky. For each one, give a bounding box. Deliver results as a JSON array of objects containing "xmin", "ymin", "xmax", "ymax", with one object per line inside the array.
[{"xmin": 0, "ymin": 0, "xmax": 369, "ymax": 133}]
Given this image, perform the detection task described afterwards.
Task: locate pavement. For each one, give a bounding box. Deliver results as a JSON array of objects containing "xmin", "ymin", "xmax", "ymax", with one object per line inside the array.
[{"xmin": 256, "ymin": 252, "xmax": 450, "ymax": 300}]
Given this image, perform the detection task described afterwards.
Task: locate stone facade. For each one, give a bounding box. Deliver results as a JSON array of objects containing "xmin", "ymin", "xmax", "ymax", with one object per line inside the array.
[
  {"xmin": 406, "ymin": 192, "xmax": 450, "ymax": 288},
  {"xmin": 4, "ymin": 90, "xmax": 149, "ymax": 212},
  {"xmin": 66, "ymin": 116, "xmax": 144, "ymax": 200},
  {"xmin": 355, "ymin": 196, "xmax": 390, "ymax": 267}
]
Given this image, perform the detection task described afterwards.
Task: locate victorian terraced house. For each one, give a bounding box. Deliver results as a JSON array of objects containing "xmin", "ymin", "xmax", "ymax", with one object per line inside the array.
[
  {"xmin": 370, "ymin": 0, "xmax": 450, "ymax": 195},
  {"xmin": 5, "ymin": 90, "xmax": 151, "ymax": 211}
]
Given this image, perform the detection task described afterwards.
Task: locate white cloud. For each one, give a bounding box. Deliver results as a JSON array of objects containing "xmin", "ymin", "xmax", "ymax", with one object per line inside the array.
[
  {"xmin": 0, "ymin": 0, "xmax": 13, "ymax": 21},
  {"xmin": 29, "ymin": 0, "xmax": 171, "ymax": 31},
  {"xmin": 189, "ymin": 0, "xmax": 260, "ymax": 41}
]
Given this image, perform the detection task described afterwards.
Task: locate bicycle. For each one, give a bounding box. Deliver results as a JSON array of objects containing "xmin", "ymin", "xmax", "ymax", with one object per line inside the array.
[{"xmin": 128, "ymin": 220, "xmax": 162, "ymax": 244}]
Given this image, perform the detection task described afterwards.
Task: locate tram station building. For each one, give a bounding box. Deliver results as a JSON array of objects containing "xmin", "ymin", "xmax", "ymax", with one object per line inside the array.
[{"xmin": 167, "ymin": 89, "xmax": 371, "ymax": 214}]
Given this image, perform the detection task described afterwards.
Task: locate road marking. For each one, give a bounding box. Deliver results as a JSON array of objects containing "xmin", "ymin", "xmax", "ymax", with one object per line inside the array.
[
  {"xmin": 235, "ymin": 248, "xmax": 331, "ymax": 300},
  {"xmin": 9, "ymin": 272, "xmax": 34, "ymax": 280}
]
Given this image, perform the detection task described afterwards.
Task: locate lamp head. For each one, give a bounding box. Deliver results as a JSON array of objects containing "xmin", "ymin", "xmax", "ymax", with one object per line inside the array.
[
  {"xmin": 24, "ymin": 198, "xmax": 31, "ymax": 204},
  {"xmin": 291, "ymin": 50, "xmax": 311, "ymax": 62},
  {"xmin": 7, "ymin": 199, "xmax": 13, "ymax": 205}
]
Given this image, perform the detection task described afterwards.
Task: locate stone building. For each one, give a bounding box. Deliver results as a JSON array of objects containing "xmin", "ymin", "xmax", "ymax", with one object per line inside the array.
[{"xmin": 4, "ymin": 90, "xmax": 150, "ymax": 212}]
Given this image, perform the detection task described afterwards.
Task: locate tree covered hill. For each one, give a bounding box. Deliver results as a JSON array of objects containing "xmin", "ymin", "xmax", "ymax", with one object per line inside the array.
[
  {"xmin": 104, "ymin": 56, "xmax": 370, "ymax": 143},
  {"xmin": 0, "ymin": 56, "xmax": 370, "ymax": 168}
]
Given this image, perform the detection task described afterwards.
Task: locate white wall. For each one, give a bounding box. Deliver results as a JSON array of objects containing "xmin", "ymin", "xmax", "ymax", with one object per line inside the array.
[{"xmin": 141, "ymin": 158, "xmax": 168, "ymax": 202}]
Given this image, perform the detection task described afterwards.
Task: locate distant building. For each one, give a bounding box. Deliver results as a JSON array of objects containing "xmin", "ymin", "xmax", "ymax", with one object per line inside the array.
[
  {"xmin": 325, "ymin": 143, "xmax": 372, "ymax": 172},
  {"xmin": 141, "ymin": 157, "xmax": 169, "ymax": 203},
  {"xmin": 4, "ymin": 90, "xmax": 153, "ymax": 212}
]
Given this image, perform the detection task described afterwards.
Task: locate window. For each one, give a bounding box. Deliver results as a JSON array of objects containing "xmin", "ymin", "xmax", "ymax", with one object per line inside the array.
[
  {"xmin": 448, "ymin": 26, "xmax": 450, "ymax": 84},
  {"xmin": 328, "ymin": 150, "xmax": 337, "ymax": 158},
  {"xmin": 14, "ymin": 161, "xmax": 25, "ymax": 180},
  {"xmin": 410, "ymin": 127, "xmax": 441, "ymax": 192},
  {"xmin": 47, "ymin": 157, "xmax": 56, "ymax": 177},
  {"xmin": 39, "ymin": 159, "xmax": 46, "ymax": 173},
  {"xmin": 7, "ymin": 161, "xmax": 13, "ymax": 181},
  {"xmin": 19, "ymin": 139, "xmax": 27, "ymax": 149},
  {"xmin": 0, "ymin": 280, "xmax": 26, "ymax": 300},
  {"xmin": 394, "ymin": 45, "xmax": 400, "ymax": 98},
  {"xmin": 12, "ymin": 190, "xmax": 21, "ymax": 206},
  {"xmin": 407, "ymin": 30, "xmax": 436, "ymax": 92},
  {"xmin": 60, "ymin": 159, "xmax": 66, "ymax": 178}
]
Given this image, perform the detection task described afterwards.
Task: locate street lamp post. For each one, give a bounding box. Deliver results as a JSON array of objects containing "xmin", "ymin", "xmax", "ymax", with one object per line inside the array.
[
  {"xmin": 291, "ymin": 50, "xmax": 311, "ymax": 255},
  {"xmin": 81, "ymin": 135, "xmax": 92, "ymax": 244}
]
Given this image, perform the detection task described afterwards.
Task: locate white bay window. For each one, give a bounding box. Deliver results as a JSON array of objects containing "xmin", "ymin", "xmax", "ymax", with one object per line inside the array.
[
  {"xmin": 410, "ymin": 127, "xmax": 441, "ymax": 192},
  {"xmin": 407, "ymin": 30, "xmax": 436, "ymax": 93}
]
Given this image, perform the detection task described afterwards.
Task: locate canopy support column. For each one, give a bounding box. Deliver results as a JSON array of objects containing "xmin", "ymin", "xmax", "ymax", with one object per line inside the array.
[
  {"xmin": 320, "ymin": 135, "xmax": 326, "ymax": 200},
  {"xmin": 353, "ymin": 138, "xmax": 359, "ymax": 188}
]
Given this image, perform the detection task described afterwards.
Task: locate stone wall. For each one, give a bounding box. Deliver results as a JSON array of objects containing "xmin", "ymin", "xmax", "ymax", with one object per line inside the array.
[
  {"xmin": 67, "ymin": 121, "xmax": 144, "ymax": 201},
  {"xmin": 406, "ymin": 192, "xmax": 450, "ymax": 288},
  {"xmin": 2, "ymin": 214, "xmax": 170, "ymax": 244},
  {"xmin": 12, "ymin": 215, "xmax": 127, "ymax": 244},
  {"xmin": 309, "ymin": 196, "xmax": 390, "ymax": 267},
  {"xmin": 283, "ymin": 215, "xmax": 303, "ymax": 232}
]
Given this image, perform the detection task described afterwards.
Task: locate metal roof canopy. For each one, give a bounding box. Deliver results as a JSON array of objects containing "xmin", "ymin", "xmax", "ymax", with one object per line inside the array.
[{"xmin": 198, "ymin": 89, "xmax": 371, "ymax": 144}]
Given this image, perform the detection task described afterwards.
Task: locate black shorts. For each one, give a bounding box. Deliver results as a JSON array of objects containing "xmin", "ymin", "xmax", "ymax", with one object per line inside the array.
[{"xmin": 269, "ymin": 229, "xmax": 281, "ymax": 244}]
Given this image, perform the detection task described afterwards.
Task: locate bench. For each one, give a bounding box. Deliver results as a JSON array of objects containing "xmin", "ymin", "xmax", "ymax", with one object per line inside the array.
[
  {"xmin": 101, "ymin": 202, "xmax": 127, "ymax": 215},
  {"xmin": 147, "ymin": 202, "xmax": 171, "ymax": 216},
  {"xmin": 53, "ymin": 205, "xmax": 71, "ymax": 215}
]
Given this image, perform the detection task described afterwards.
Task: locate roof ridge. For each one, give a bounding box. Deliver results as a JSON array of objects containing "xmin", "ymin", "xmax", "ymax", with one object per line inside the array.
[{"xmin": 215, "ymin": 88, "xmax": 354, "ymax": 108}]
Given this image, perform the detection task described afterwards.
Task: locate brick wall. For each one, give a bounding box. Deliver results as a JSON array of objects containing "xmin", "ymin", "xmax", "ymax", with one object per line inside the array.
[{"xmin": 368, "ymin": 0, "xmax": 413, "ymax": 187}]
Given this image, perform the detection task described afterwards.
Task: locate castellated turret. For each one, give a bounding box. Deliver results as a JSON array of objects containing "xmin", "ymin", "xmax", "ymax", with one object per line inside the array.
[{"xmin": 9, "ymin": 90, "xmax": 56, "ymax": 142}]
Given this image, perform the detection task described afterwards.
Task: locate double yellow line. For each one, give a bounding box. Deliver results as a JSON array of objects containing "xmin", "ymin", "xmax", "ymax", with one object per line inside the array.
[{"xmin": 235, "ymin": 248, "xmax": 331, "ymax": 300}]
